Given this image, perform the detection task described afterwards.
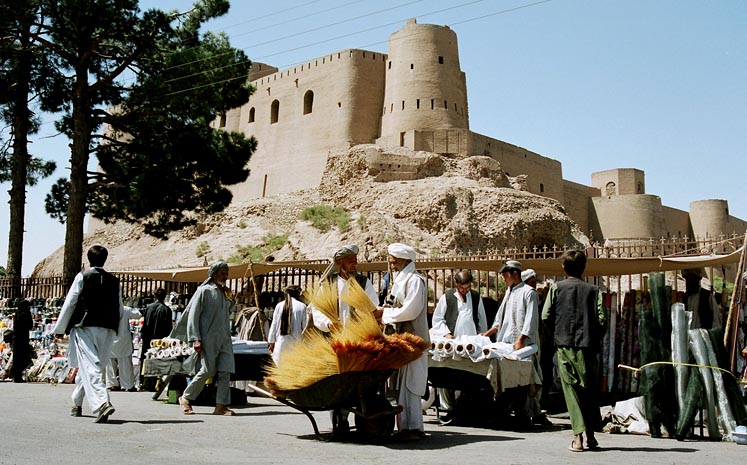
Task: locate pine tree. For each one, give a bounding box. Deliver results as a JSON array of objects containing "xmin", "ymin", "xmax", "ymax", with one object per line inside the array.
[
  {"xmin": 36, "ymin": 0, "xmax": 255, "ymax": 281},
  {"xmin": 0, "ymin": 0, "xmax": 58, "ymax": 290}
]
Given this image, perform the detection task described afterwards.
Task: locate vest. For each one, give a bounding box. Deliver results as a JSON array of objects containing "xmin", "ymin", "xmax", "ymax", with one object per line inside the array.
[
  {"xmin": 326, "ymin": 273, "xmax": 369, "ymax": 313},
  {"xmin": 552, "ymin": 277, "xmax": 602, "ymax": 349},
  {"xmin": 65, "ymin": 268, "xmax": 120, "ymax": 334},
  {"xmin": 444, "ymin": 289, "xmax": 480, "ymax": 335}
]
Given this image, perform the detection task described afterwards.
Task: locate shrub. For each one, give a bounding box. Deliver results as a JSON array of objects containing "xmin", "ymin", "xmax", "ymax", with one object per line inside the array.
[
  {"xmin": 195, "ymin": 242, "xmax": 211, "ymax": 258},
  {"xmin": 227, "ymin": 233, "xmax": 289, "ymax": 264},
  {"xmin": 300, "ymin": 205, "xmax": 351, "ymax": 232}
]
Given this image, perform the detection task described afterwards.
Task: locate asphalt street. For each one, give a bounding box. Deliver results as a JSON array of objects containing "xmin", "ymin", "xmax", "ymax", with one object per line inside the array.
[{"xmin": 0, "ymin": 382, "xmax": 743, "ymax": 465}]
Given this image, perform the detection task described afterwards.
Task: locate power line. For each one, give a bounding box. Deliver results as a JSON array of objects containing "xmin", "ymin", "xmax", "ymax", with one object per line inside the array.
[
  {"xmin": 162, "ymin": 0, "xmax": 429, "ymax": 83},
  {"xmin": 161, "ymin": 0, "xmax": 365, "ymax": 74},
  {"xmin": 163, "ymin": 0, "xmax": 554, "ymax": 97}
]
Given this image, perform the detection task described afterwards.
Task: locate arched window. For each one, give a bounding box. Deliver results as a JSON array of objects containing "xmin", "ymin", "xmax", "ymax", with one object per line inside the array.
[
  {"xmin": 248, "ymin": 107, "xmax": 255, "ymax": 123},
  {"xmin": 270, "ymin": 100, "xmax": 279, "ymax": 124},
  {"xmin": 303, "ymin": 90, "xmax": 314, "ymax": 115},
  {"xmin": 636, "ymin": 182, "xmax": 643, "ymax": 194},
  {"xmin": 540, "ymin": 183, "xmax": 544, "ymax": 193},
  {"xmin": 605, "ymin": 181, "xmax": 616, "ymax": 196}
]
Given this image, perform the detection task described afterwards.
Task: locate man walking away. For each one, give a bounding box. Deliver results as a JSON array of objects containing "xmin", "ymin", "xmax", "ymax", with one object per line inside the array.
[{"xmin": 54, "ymin": 245, "xmax": 123, "ymax": 423}]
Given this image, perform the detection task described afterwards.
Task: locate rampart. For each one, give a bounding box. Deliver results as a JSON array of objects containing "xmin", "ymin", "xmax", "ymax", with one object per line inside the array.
[
  {"xmin": 225, "ymin": 49, "xmax": 387, "ymax": 201},
  {"xmin": 208, "ymin": 19, "xmax": 743, "ymax": 246}
]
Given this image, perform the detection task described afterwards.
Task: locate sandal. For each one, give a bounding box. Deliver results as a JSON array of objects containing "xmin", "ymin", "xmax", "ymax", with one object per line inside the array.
[
  {"xmin": 212, "ymin": 407, "xmax": 236, "ymax": 416},
  {"xmin": 587, "ymin": 438, "xmax": 600, "ymax": 450},
  {"xmin": 179, "ymin": 396, "xmax": 194, "ymax": 415},
  {"xmin": 568, "ymin": 441, "xmax": 584, "ymax": 452}
]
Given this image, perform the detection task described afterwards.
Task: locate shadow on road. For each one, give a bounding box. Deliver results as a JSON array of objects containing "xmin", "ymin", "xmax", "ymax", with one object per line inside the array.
[
  {"xmin": 587, "ymin": 446, "xmax": 698, "ymax": 454},
  {"xmin": 105, "ymin": 419, "xmax": 205, "ymax": 425},
  {"xmin": 291, "ymin": 430, "xmax": 522, "ymax": 449}
]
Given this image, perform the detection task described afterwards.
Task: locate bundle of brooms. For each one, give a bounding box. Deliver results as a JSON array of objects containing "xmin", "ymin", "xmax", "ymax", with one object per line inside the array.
[{"xmin": 264, "ymin": 277, "xmax": 429, "ymax": 396}]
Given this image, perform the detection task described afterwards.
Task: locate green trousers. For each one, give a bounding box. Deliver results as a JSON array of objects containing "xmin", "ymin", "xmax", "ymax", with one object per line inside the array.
[{"xmin": 557, "ymin": 347, "xmax": 602, "ymax": 435}]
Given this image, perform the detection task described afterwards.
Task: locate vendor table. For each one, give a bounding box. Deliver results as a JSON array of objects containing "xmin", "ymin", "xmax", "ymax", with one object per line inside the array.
[
  {"xmin": 428, "ymin": 356, "xmax": 539, "ymax": 397},
  {"xmin": 143, "ymin": 353, "xmax": 271, "ymax": 381}
]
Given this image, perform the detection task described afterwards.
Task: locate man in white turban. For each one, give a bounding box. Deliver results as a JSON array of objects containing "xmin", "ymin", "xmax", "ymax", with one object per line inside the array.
[
  {"xmin": 374, "ymin": 243, "xmax": 429, "ymax": 439},
  {"xmin": 172, "ymin": 261, "xmax": 236, "ymax": 416},
  {"xmin": 521, "ymin": 269, "xmax": 537, "ymax": 289},
  {"xmin": 312, "ymin": 244, "xmax": 378, "ymax": 333}
]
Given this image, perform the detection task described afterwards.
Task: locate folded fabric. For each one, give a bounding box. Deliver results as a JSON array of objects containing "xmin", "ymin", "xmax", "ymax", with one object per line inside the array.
[{"xmin": 503, "ymin": 343, "xmax": 538, "ymax": 360}]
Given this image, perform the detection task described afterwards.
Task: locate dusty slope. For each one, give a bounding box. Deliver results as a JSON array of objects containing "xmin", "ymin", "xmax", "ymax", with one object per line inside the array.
[{"xmin": 32, "ymin": 145, "xmax": 584, "ymax": 276}]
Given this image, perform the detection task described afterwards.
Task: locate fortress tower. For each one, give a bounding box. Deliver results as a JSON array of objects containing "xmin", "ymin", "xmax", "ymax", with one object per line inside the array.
[
  {"xmin": 378, "ymin": 19, "xmax": 468, "ymax": 149},
  {"xmin": 690, "ymin": 199, "xmax": 731, "ymax": 240}
]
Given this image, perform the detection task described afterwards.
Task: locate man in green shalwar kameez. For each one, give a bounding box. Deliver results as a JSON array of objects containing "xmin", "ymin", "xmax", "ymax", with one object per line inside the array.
[{"xmin": 542, "ymin": 250, "xmax": 607, "ymax": 452}]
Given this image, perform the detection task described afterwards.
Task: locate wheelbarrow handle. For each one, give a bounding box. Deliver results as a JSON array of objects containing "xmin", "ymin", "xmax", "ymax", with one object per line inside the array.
[{"xmin": 245, "ymin": 383, "xmax": 275, "ymax": 399}]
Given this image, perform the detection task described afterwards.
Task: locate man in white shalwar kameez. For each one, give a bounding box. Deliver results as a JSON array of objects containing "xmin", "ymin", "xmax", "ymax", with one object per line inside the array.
[
  {"xmin": 172, "ymin": 261, "xmax": 236, "ymax": 416},
  {"xmin": 311, "ymin": 244, "xmax": 378, "ymax": 333},
  {"xmin": 54, "ymin": 245, "xmax": 123, "ymax": 423},
  {"xmin": 482, "ymin": 260, "xmax": 541, "ymax": 429},
  {"xmin": 375, "ymin": 243, "xmax": 429, "ymax": 440},
  {"xmin": 106, "ymin": 305, "xmax": 142, "ymax": 391},
  {"xmin": 431, "ymin": 270, "xmax": 487, "ymax": 418}
]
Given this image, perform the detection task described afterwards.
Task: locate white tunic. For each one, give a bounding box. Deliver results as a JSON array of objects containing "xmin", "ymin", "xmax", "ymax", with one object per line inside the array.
[
  {"xmin": 267, "ymin": 297, "xmax": 308, "ymax": 365},
  {"xmin": 110, "ymin": 306, "xmax": 142, "ymax": 358},
  {"xmin": 382, "ymin": 262, "xmax": 430, "ymax": 396},
  {"xmin": 431, "ymin": 291, "xmax": 488, "ymax": 338},
  {"xmin": 311, "ymin": 275, "xmax": 378, "ymax": 331},
  {"xmin": 493, "ymin": 282, "xmax": 539, "ymax": 347}
]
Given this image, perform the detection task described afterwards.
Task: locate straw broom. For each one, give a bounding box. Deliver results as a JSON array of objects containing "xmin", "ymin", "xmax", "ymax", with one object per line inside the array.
[
  {"xmin": 364, "ymin": 333, "xmax": 430, "ymax": 371},
  {"xmin": 340, "ymin": 276, "xmax": 377, "ymax": 313},
  {"xmin": 264, "ymin": 330, "xmax": 339, "ymax": 396},
  {"xmin": 307, "ymin": 280, "xmax": 340, "ymax": 328}
]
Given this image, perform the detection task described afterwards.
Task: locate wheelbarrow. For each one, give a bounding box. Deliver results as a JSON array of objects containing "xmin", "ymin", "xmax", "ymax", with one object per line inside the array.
[{"xmin": 247, "ymin": 370, "xmax": 401, "ymax": 441}]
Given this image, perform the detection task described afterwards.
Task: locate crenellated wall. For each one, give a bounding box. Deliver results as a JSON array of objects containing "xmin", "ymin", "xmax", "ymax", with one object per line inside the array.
[
  {"xmin": 226, "ymin": 49, "xmax": 387, "ymax": 201},
  {"xmin": 202, "ymin": 19, "xmax": 744, "ymax": 247}
]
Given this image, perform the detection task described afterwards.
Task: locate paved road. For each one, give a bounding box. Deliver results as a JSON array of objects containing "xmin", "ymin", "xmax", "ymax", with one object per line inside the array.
[{"xmin": 0, "ymin": 382, "xmax": 742, "ymax": 465}]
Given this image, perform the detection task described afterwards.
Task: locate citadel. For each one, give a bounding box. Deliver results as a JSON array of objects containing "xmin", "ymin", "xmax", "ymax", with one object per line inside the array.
[{"xmin": 217, "ymin": 19, "xmax": 745, "ymax": 243}]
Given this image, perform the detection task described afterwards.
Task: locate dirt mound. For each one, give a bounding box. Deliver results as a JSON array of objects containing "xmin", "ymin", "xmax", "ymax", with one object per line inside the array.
[{"xmin": 32, "ymin": 145, "xmax": 583, "ymax": 276}]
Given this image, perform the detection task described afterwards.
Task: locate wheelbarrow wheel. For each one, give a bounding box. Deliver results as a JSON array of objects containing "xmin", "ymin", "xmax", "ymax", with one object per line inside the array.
[{"xmin": 354, "ymin": 395, "xmax": 394, "ymax": 442}]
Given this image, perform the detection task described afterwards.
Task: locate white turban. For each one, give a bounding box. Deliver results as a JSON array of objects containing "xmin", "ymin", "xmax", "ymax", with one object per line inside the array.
[
  {"xmin": 521, "ymin": 269, "xmax": 536, "ymax": 282},
  {"xmin": 388, "ymin": 243, "xmax": 416, "ymax": 261}
]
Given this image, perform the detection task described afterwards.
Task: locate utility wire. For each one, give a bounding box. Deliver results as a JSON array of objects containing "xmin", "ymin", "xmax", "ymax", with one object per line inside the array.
[
  {"xmin": 164, "ymin": 0, "xmax": 553, "ymax": 97},
  {"xmin": 162, "ymin": 0, "xmax": 429, "ymax": 82},
  {"xmin": 162, "ymin": 0, "xmax": 365, "ymax": 73}
]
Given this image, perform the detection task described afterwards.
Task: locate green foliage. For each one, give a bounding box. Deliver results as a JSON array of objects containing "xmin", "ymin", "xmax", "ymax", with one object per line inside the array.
[
  {"xmin": 300, "ymin": 205, "xmax": 351, "ymax": 232},
  {"xmin": 357, "ymin": 214, "xmax": 367, "ymax": 229},
  {"xmin": 712, "ymin": 276, "xmax": 733, "ymax": 296},
  {"xmin": 237, "ymin": 220, "xmax": 247, "ymax": 229},
  {"xmin": 195, "ymin": 241, "xmax": 211, "ymax": 258},
  {"xmin": 38, "ymin": 0, "xmax": 255, "ymax": 239},
  {"xmin": 0, "ymin": 266, "xmax": 6, "ymax": 277},
  {"xmin": 226, "ymin": 233, "xmax": 288, "ymax": 264}
]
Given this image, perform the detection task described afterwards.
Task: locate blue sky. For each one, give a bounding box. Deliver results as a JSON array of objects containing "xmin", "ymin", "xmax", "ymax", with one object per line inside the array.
[{"xmin": 1, "ymin": 0, "xmax": 745, "ymax": 275}]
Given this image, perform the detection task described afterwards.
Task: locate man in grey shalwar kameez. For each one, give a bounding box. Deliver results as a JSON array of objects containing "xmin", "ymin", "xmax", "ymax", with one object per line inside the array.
[{"xmin": 172, "ymin": 261, "xmax": 236, "ymax": 416}]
